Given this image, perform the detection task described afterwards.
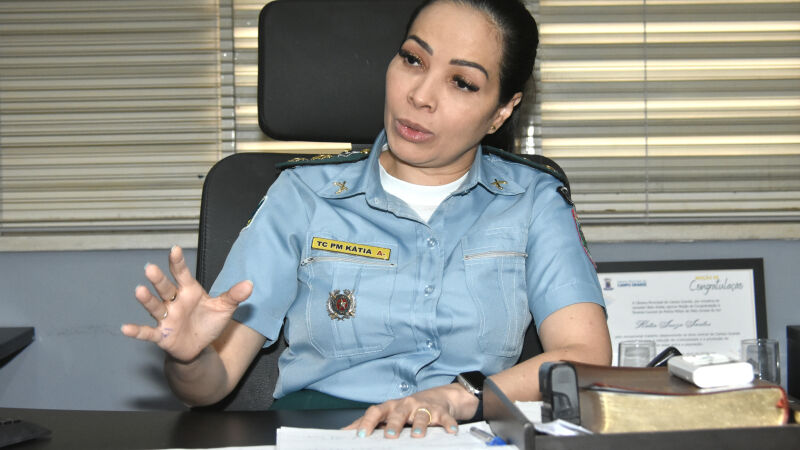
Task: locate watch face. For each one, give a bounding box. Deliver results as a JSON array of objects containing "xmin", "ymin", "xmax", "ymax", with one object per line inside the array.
[{"xmin": 458, "ymin": 371, "xmax": 486, "ymax": 394}]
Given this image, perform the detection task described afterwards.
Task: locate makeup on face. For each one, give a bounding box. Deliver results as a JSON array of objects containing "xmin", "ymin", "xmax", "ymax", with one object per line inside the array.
[{"xmin": 381, "ymin": 1, "xmax": 508, "ymax": 184}]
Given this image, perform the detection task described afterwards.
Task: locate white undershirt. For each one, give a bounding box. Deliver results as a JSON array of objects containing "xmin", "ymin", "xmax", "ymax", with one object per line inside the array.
[{"xmin": 378, "ymin": 162, "xmax": 468, "ymax": 222}]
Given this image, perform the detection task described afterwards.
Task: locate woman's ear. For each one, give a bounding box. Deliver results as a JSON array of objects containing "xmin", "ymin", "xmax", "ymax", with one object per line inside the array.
[{"xmin": 488, "ymin": 92, "xmax": 523, "ymax": 134}]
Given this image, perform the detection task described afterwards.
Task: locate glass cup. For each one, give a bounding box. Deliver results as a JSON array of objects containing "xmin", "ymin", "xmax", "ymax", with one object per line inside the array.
[
  {"xmin": 741, "ymin": 338, "xmax": 780, "ymax": 384},
  {"xmin": 618, "ymin": 340, "xmax": 656, "ymax": 367}
]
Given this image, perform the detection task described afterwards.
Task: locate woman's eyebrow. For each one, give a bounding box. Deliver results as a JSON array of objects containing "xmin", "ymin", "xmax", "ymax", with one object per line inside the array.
[
  {"xmin": 450, "ymin": 59, "xmax": 489, "ymax": 79},
  {"xmin": 406, "ymin": 35, "xmax": 490, "ymax": 80},
  {"xmin": 407, "ymin": 35, "xmax": 433, "ymax": 55}
]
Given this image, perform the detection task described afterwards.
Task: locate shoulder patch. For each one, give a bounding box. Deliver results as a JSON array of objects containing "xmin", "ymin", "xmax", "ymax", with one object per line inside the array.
[
  {"xmin": 572, "ymin": 209, "xmax": 596, "ymax": 269},
  {"xmin": 483, "ymin": 146, "xmax": 569, "ymax": 188},
  {"xmin": 275, "ymin": 148, "xmax": 370, "ymax": 171}
]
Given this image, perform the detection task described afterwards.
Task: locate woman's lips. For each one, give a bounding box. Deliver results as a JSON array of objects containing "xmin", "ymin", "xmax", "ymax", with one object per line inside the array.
[{"xmin": 395, "ymin": 119, "xmax": 434, "ymax": 143}]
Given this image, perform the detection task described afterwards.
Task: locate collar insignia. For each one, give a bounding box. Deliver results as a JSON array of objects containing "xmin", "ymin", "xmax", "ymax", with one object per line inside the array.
[
  {"xmin": 333, "ymin": 181, "xmax": 349, "ymax": 194},
  {"xmin": 491, "ymin": 179, "xmax": 507, "ymax": 190}
]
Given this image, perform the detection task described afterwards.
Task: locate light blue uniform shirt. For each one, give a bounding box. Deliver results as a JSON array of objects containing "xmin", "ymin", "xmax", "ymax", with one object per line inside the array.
[{"xmin": 211, "ymin": 131, "xmax": 604, "ymax": 402}]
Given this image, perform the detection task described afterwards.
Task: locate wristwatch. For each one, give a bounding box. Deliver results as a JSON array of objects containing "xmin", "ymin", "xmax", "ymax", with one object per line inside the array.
[{"xmin": 457, "ymin": 371, "xmax": 486, "ymax": 421}]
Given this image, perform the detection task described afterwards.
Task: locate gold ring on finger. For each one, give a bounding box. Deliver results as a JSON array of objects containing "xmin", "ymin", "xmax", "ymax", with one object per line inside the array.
[
  {"xmin": 161, "ymin": 309, "xmax": 168, "ymax": 320},
  {"xmin": 415, "ymin": 407, "xmax": 432, "ymax": 426},
  {"xmin": 167, "ymin": 292, "xmax": 177, "ymax": 302}
]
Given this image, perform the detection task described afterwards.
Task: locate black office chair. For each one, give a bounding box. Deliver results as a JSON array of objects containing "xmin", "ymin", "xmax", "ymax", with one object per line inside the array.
[
  {"xmin": 196, "ymin": 0, "xmax": 559, "ymax": 411},
  {"xmin": 196, "ymin": 152, "xmax": 296, "ymax": 411}
]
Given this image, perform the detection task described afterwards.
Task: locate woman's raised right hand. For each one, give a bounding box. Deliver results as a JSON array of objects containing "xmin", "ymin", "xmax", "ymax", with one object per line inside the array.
[{"xmin": 121, "ymin": 245, "xmax": 252, "ymax": 363}]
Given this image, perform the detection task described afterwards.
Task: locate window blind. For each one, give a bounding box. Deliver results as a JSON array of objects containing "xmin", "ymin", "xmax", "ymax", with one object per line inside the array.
[
  {"xmin": 2, "ymin": 0, "xmax": 798, "ymax": 250},
  {"xmin": 522, "ymin": 0, "xmax": 800, "ymax": 224},
  {"xmin": 0, "ymin": 0, "xmax": 225, "ymax": 241}
]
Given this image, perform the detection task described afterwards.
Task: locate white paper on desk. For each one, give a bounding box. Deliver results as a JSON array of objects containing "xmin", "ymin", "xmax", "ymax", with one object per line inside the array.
[
  {"xmin": 276, "ymin": 422, "xmax": 517, "ymax": 449},
  {"xmin": 514, "ymin": 401, "xmax": 593, "ymax": 436}
]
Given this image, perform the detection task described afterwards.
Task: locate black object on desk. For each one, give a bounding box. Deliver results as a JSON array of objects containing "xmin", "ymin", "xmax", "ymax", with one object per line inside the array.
[
  {"xmin": 788, "ymin": 325, "xmax": 799, "ymax": 400},
  {"xmin": 0, "ymin": 417, "xmax": 51, "ymax": 448},
  {"xmin": 646, "ymin": 346, "xmax": 682, "ymax": 368},
  {"xmin": 539, "ymin": 361, "xmax": 580, "ymax": 424},
  {"xmin": 0, "ymin": 327, "xmax": 34, "ymax": 364}
]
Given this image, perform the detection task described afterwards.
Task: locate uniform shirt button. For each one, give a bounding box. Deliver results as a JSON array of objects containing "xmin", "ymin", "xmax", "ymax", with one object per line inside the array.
[
  {"xmin": 424, "ymin": 285, "xmax": 435, "ymax": 295},
  {"xmin": 426, "ymin": 339, "xmax": 435, "ymax": 349},
  {"xmin": 426, "ymin": 238, "xmax": 438, "ymax": 248},
  {"xmin": 399, "ymin": 382, "xmax": 410, "ymax": 391}
]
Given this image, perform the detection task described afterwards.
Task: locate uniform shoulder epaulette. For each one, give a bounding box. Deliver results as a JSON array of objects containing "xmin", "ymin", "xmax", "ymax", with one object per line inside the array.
[
  {"xmin": 276, "ymin": 148, "xmax": 370, "ymax": 171},
  {"xmin": 483, "ymin": 145, "xmax": 569, "ymax": 188}
]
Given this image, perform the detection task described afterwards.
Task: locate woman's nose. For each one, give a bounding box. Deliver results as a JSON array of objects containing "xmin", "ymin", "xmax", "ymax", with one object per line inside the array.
[{"xmin": 407, "ymin": 75, "xmax": 437, "ymax": 111}]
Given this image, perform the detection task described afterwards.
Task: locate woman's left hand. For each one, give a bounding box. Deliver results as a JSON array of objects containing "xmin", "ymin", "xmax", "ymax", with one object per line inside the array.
[{"xmin": 343, "ymin": 383, "xmax": 477, "ymax": 439}]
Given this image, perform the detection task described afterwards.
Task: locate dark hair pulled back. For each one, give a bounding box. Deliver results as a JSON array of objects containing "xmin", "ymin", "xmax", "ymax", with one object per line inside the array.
[{"xmin": 405, "ymin": 0, "xmax": 539, "ymax": 105}]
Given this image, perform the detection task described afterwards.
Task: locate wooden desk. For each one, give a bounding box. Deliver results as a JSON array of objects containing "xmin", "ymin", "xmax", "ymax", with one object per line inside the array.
[{"xmin": 3, "ymin": 407, "xmax": 799, "ymax": 449}]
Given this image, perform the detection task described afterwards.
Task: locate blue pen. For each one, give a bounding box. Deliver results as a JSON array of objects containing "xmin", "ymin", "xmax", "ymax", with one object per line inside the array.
[{"xmin": 469, "ymin": 426, "xmax": 507, "ymax": 446}]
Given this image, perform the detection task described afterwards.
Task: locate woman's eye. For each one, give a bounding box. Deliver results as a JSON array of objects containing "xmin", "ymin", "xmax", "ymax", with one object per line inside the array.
[
  {"xmin": 454, "ymin": 76, "xmax": 479, "ymax": 92},
  {"xmin": 398, "ymin": 49, "xmax": 422, "ymax": 66}
]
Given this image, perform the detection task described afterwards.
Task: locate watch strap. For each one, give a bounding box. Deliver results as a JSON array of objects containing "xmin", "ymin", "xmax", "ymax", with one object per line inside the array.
[
  {"xmin": 468, "ymin": 395, "xmax": 484, "ymax": 422},
  {"xmin": 457, "ymin": 371, "xmax": 486, "ymax": 422}
]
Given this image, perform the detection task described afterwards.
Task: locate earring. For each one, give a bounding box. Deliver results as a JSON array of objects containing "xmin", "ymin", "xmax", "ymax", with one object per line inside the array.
[{"xmin": 489, "ymin": 126, "xmax": 496, "ymax": 133}]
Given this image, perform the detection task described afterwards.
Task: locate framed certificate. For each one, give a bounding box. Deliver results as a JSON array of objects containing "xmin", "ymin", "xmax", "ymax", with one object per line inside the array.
[{"xmin": 596, "ymin": 259, "xmax": 766, "ymax": 366}]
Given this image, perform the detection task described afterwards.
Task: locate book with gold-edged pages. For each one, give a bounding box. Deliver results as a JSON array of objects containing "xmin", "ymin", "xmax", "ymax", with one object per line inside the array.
[{"xmin": 571, "ymin": 361, "xmax": 790, "ymax": 434}]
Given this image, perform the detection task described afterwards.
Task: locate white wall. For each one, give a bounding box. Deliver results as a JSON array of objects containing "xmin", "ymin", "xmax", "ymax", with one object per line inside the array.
[{"xmin": 1, "ymin": 241, "xmax": 798, "ymax": 410}]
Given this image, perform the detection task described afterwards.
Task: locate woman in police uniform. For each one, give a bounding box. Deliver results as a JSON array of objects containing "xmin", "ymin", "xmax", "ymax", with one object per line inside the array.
[{"xmin": 122, "ymin": 0, "xmax": 611, "ymax": 439}]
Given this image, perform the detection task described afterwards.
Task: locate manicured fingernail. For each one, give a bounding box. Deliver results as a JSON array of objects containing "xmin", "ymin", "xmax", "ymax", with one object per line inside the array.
[
  {"xmin": 449, "ymin": 425, "xmax": 458, "ymax": 432},
  {"xmin": 357, "ymin": 429, "xmax": 366, "ymax": 438},
  {"xmin": 144, "ymin": 263, "xmax": 151, "ymax": 271},
  {"xmin": 386, "ymin": 429, "xmax": 396, "ymax": 436},
  {"xmin": 413, "ymin": 428, "xmax": 422, "ymax": 435}
]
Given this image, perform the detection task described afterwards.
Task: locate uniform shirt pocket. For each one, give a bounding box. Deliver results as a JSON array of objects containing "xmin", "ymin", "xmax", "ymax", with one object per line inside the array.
[
  {"xmin": 462, "ymin": 227, "xmax": 529, "ymax": 357},
  {"xmin": 299, "ymin": 234, "xmax": 397, "ymax": 358}
]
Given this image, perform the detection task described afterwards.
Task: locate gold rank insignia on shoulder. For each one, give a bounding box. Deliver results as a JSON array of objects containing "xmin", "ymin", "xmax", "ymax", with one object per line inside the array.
[
  {"xmin": 275, "ymin": 148, "xmax": 371, "ymax": 171},
  {"xmin": 328, "ymin": 289, "xmax": 356, "ymax": 320},
  {"xmin": 481, "ymin": 146, "xmax": 569, "ymax": 187}
]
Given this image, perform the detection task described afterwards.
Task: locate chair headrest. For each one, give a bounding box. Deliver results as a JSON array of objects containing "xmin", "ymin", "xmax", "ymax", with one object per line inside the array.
[{"xmin": 258, "ymin": 0, "xmax": 419, "ymax": 143}]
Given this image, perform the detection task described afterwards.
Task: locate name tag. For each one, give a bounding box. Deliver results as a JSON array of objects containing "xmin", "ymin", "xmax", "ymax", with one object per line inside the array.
[{"xmin": 311, "ymin": 237, "xmax": 391, "ymax": 260}]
